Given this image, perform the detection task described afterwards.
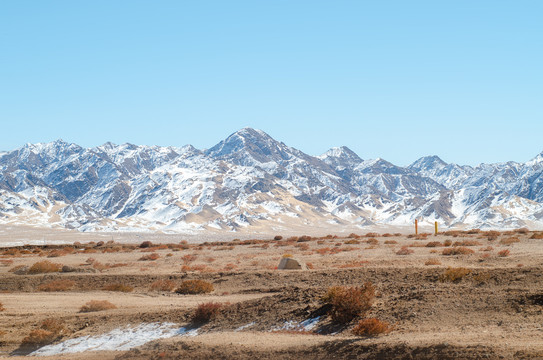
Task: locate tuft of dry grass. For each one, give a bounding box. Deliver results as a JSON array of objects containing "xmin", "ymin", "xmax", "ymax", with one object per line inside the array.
[
  {"xmin": 352, "ymin": 318, "xmax": 392, "ymax": 337},
  {"xmin": 150, "ymin": 279, "xmax": 176, "ymax": 292},
  {"xmin": 500, "ymin": 237, "xmax": 520, "ymax": 246},
  {"xmin": 28, "ymin": 260, "xmax": 62, "ymax": 274},
  {"xmin": 175, "ymin": 279, "xmax": 214, "ymax": 295},
  {"xmin": 425, "ymin": 258, "xmax": 441, "ymax": 266},
  {"xmin": 0, "ymin": 302, "xmax": 4, "ymax": 312},
  {"xmin": 102, "ymin": 283, "xmax": 134, "ymax": 292},
  {"xmin": 21, "ymin": 329, "xmax": 57, "ymax": 347},
  {"xmin": 191, "ymin": 302, "xmax": 224, "ymax": 323},
  {"xmin": 396, "ymin": 246, "xmax": 414, "ymax": 255},
  {"xmin": 439, "ymin": 267, "xmax": 471, "ymax": 283},
  {"xmin": 139, "ymin": 253, "xmax": 160, "ymax": 261},
  {"xmin": 323, "ymin": 283, "xmax": 375, "ymax": 323},
  {"xmin": 80, "ymin": 300, "xmax": 117, "ymax": 313},
  {"xmin": 37, "ymin": 279, "xmax": 76, "ymax": 292},
  {"xmin": 498, "ymin": 249, "xmax": 511, "ymax": 257},
  {"xmin": 441, "ymin": 247, "xmax": 474, "ymax": 256}
]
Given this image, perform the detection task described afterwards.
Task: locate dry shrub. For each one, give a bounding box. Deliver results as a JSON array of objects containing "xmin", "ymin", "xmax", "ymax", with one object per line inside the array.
[
  {"xmin": 384, "ymin": 240, "xmax": 397, "ymax": 245},
  {"xmin": 139, "ymin": 253, "xmax": 160, "ymax": 261},
  {"xmin": 441, "ymin": 247, "xmax": 474, "ymax": 256},
  {"xmin": 443, "ymin": 239, "xmax": 452, "ymax": 247},
  {"xmin": 175, "ymin": 279, "xmax": 214, "ymax": 294},
  {"xmin": 439, "ymin": 267, "xmax": 471, "ymax": 283},
  {"xmin": 9, "ymin": 264, "xmax": 27, "ymax": 273},
  {"xmin": 365, "ymin": 233, "xmax": 379, "ymax": 238},
  {"xmin": 453, "ymin": 240, "xmax": 481, "ymax": 247},
  {"xmin": 366, "ymin": 238, "xmax": 379, "ymax": 245},
  {"xmin": 323, "ymin": 283, "xmax": 376, "ymax": 323},
  {"xmin": 38, "ymin": 279, "xmax": 76, "ymax": 292},
  {"xmin": 381, "ymin": 233, "xmax": 393, "ymax": 237},
  {"xmin": 396, "ymin": 246, "xmax": 413, "ymax": 255},
  {"xmin": 515, "ymin": 228, "xmax": 529, "ymax": 234},
  {"xmin": 426, "ymin": 241, "xmax": 442, "ymax": 247},
  {"xmin": 182, "ymin": 254, "xmax": 198, "ymax": 264},
  {"xmin": 21, "ymin": 329, "xmax": 57, "ymax": 347},
  {"xmin": 80, "ymin": 300, "xmax": 117, "ymax": 313},
  {"xmin": 498, "ymin": 249, "xmax": 510, "ymax": 257},
  {"xmin": 0, "ymin": 302, "xmax": 4, "ymax": 311},
  {"xmin": 500, "ymin": 237, "xmax": 520, "ymax": 245},
  {"xmin": 28, "ymin": 260, "xmax": 62, "ymax": 274},
  {"xmin": 352, "ymin": 318, "xmax": 392, "ymax": 336},
  {"xmin": 298, "ymin": 235, "xmax": 312, "ymax": 242},
  {"xmin": 181, "ymin": 264, "xmax": 209, "ymax": 272},
  {"xmin": 274, "ymin": 235, "xmax": 283, "ymax": 240},
  {"xmin": 102, "ymin": 283, "xmax": 134, "ymax": 292},
  {"xmin": 150, "ymin": 280, "xmax": 176, "ymax": 292},
  {"xmin": 481, "ymin": 246, "xmax": 494, "ymax": 252},
  {"xmin": 47, "ymin": 250, "xmax": 68, "ymax": 258},
  {"xmin": 40, "ymin": 318, "xmax": 66, "ymax": 335},
  {"xmin": 530, "ymin": 232, "xmax": 543, "ymax": 239},
  {"xmin": 425, "ymin": 258, "xmax": 441, "ymax": 266},
  {"xmin": 191, "ymin": 302, "xmax": 224, "ymax": 323},
  {"xmin": 295, "ymin": 243, "xmax": 310, "ymax": 251},
  {"xmin": 345, "ymin": 239, "xmax": 360, "ymax": 245},
  {"xmin": 139, "ymin": 241, "xmax": 153, "ymax": 248}
]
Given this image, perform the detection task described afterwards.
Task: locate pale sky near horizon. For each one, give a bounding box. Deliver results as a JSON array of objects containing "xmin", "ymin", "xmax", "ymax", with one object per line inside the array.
[{"xmin": 1, "ymin": 1, "xmax": 542, "ymax": 166}]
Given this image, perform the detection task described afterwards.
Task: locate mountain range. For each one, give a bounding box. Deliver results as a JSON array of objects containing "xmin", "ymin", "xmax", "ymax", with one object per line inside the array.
[{"xmin": 1, "ymin": 127, "xmax": 543, "ymax": 233}]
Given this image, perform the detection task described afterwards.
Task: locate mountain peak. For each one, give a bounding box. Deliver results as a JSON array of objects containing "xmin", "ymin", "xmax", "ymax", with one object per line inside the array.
[
  {"xmin": 318, "ymin": 146, "xmax": 363, "ymax": 170},
  {"xmin": 205, "ymin": 128, "xmax": 284, "ymax": 161},
  {"xmin": 408, "ymin": 155, "xmax": 447, "ymax": 171}
]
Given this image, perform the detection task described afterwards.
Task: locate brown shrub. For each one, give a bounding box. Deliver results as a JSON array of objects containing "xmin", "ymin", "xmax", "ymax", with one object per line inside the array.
[
  {"xmin": 0, "ymin": 259, "xmax": 14, "ymax": 267},
  {"xmin": 396, "ymin": 246, "xmax": 413, "ymax": 255},
  {"xmin": 345, "ymin": 239, "xmax": 360, "ymax": 245},
  {"xmin": 0, "ymin": 302, "xmax": 4, "ymax": 311},
  {"xmin": 439, "ymin": 267, "xmax": 471, "ymax": 283},
  {"xmin": 273, "ymin": 235, "xmax": 283, "ymax": 240},
  {"xmin": 425, "ymin": 258, "xmax": 441, "ymax": 266},
  {"xmin": 175, "ymin": 279, "xmax": 214, "ymax": 295},
  {"xmin": 500, "ymin": 237, "xmax": 520, "ymax": 245},
  {"xmin": 28, "ymin": 260, "xmax": 62, "ymax": 274},
  {"xmin": 323, "ymin": 283, "xmax": 376, "ymax": 323},
  {"xmin": 38, "ymin": 279, "xmax": 76, "ymax": 292},
  {"xmin": 384, "ymin": 240, "xmax": 397, "ymax": 245},
  {"xmin": 21, "ymin": 329, "xmax": 57, "ymax": 347},
  {"xmin": 426, "ymin": 241, "xmax": 442, "ymax": 247},
  {"xmin": 102, "ymin": 283, "xmax": 134, "ymax": 292},
  {"xmin": 40, "ymin": 318, "xmax": 66, "ymax": 335},
  {"xmin": 515, "ymin": 228, "xmax": 529, "ymax": 234},
  {"xmin": 443, "ymin": 239, "xmax": 452, "ymax": 247},
  {"xmin": 365, "ymin": 233, "xmax": 379, "ymax": 238},
  {"xmin": 139, "ymin": 241, "xmax": 153, "ymax": 248},
  {"xmin": 441, "ymin": 247, "xmax": 474, "ymax": 256},
  {"xmin": 366, "ymin": 238, "xmax": 379, "ymax": 245},
  {"xmin": 139, "ymin": 253, "xmax": 160, "ymax": 261},
  {"xmin": 530, "ymin": 232, "xmax": 543, "ymax": 239},
  {"xmin": 182, "ymin": 254, "xmax": 198, "ymax": 264},
  {"xmin": 150, "ymin": 280, "xmax": 176, "ymax": 292},
  {"xmin": 191, "ymin": 302, "xmax": 224, "ymax": 323},
  {"xmin": 80, "ymin": 300, "xmax": 117, "ymax": 312},
  {"xmin": 453, "ymin": 240, "xmax": 481, "ymax": 247},
  {"xmin": 352, "ymin": 318, "xmax": 392, "ymax": 336},
  {"xmin": 498, "ymin": 249, "xmax": 511, "ymax": 257}
]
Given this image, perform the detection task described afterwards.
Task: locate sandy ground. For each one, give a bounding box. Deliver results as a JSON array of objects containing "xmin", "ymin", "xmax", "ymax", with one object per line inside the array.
[{"xmin": 1, "ymin": 225, "xmax": 543, "ymax": 359}]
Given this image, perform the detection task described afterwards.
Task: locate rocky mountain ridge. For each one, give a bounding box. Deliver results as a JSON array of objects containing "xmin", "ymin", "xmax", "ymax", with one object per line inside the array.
[{"xmin": 1, "ymin": 128, "xmax": 542, "ymax": 233}]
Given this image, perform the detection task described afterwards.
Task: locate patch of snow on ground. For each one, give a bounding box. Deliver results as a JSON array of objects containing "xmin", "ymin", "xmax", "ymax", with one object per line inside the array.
[
  {"xmin": 31, "ymin": 323, "xmax": 198, "ymax": 356},
  {"xmin": 270, "ymin": 316, "xmax": 321, "ymax": 332}
]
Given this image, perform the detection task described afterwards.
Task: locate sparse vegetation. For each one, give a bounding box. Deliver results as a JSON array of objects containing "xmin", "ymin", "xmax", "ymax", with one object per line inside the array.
[
  {"xmin": 500, "ymin": 237, "xmax": 520, "ymax": 245},
  {"xmin": 439, "ymin": 267, "xmax": 471, "ymax": 283},
  {"xmin": 28, "ymin": 260, "xmax": 62, "ymax": 274},
  {"xmin": 498, "ymin": 249, "xmax": 511, "ymax": 257},
  {"xmin": 191, "ymin": 302, "xmax": 224, "ymax": 323},
  {"xmin": 80, "ymin": 300, "xmax": 117, "ymax": 313},
  {"xmin": 139, "ymin": 253, "xmax": 160, "ymax": 261},
  {"xmin": 150, "ymin": 279, "xmax": 176, "ymax": 292},
  {"xmin": 175, "ymin": 279, "xmax": 214, "ymax": 295},
  {"xmin": 425, "ymin": 258, "xmax": 441, "ymax": 266},
  {"xmin": 442, "ymin": 247, "xmax": 474, "ymax": 255},
  {"xmin": 323, "ymin": 283, "xmax": 376, "ymax": 323},
  {"xmin": 396, "ymin": 246, "xmax": 414, "ymax": 255},
  {"xmin": 37, "ymin": 279, "xmax": 76, "ymax": 292},
  {"xmin": 352, "ymin": 318, "xmax": 392, "ymax": 336},
  {"xmin": 102, "ymin": 283, "xmax": 134, "ymax": 292}
]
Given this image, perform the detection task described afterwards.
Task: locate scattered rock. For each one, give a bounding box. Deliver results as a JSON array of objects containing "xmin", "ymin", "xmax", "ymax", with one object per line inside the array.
[{"xmin": 278, "ymin": 257, "xmax": 307, "ymax": 270}]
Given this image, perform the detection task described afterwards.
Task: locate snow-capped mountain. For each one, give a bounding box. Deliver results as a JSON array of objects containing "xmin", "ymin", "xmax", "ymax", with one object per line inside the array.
[{"xmin": 1, "ymin": 128, "xmax": 543, "ymax": 233}]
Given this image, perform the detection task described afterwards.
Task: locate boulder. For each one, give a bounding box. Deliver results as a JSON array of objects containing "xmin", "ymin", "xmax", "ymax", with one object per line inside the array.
[{"xmin": 278, "ymin": 257, "xmax": 307, "ymax": 270}]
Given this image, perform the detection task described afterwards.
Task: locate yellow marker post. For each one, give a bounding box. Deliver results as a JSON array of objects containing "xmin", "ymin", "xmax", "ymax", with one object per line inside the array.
[
  {"xmin": 435, "ymin": 221, "xmax": 438, "ymax": 235},
  {"xmin": 415, "ymin": 219, "xmax": 418, "ymax": 235}
]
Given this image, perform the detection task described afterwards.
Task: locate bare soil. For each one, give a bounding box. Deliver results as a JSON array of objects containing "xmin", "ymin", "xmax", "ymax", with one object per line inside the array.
[{"xmin": 1, "ymin": 227, "xmax": 543, "ymax": 359}]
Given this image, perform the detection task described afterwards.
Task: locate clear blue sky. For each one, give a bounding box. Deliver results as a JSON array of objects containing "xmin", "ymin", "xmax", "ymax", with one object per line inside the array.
[{"xmin": 1, "ymin": 1, "xmax": 542, "ymax": 166}]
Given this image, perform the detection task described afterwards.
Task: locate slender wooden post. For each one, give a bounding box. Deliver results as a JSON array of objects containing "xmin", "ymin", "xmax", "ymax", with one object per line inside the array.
[
  {"xmin": 415, "ymin": 219, "xmax": 418, "ymax": 235},
  {"xmin": 435, "ymin": 221, "xmax": 438, "ymax": 235}
]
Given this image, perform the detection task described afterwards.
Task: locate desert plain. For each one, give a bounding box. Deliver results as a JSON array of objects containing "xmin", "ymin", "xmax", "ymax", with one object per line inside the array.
[{"xmin": 1, "ymin": 225, "xmax": 543, "ymax": 359}]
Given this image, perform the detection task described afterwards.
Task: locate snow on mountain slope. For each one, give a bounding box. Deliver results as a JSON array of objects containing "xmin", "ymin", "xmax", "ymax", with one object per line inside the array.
[{"xmin": 1, "ymin": 128, "xmax": 543, "ymax": 232}]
